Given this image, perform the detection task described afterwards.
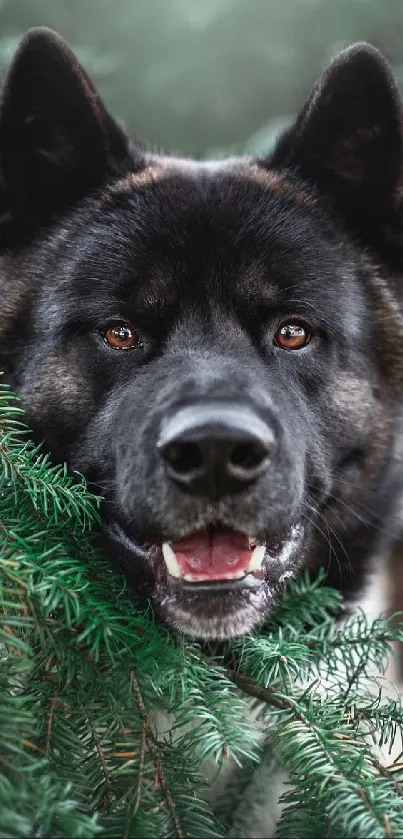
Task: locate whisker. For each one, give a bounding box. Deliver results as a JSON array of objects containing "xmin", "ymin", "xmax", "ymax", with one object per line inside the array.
[
  {"xmin": 301, "ymin": 507, "xmax": 336, "ymax": 576},
  {"xmin": 306, "ymin": 480, "xmax": 393, "ymax": 538},
  {"xmin": 303, "ymin": 490, "xmax": 353, "ymax": 577}
]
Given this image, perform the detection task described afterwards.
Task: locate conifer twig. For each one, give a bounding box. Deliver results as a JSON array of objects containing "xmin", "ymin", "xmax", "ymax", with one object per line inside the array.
[
  {"xmin": 130, "ymin": 672, "xmax": 184, "ymax": 839},
  {"xmin": 45, "ymin": 690, "xmax": 60, "ymax": 753},
  {"xmin": 123, "ymin": 721, "xmax": 147, "ymax": 839},
  {"xmin": 226, "ymin": 668, "xmax": 289, "ymax": 710},
  {"xmin": 3, "ymin": 378, "xmax": 403, "ymax": 837},
  {"xmin": 227, "ymin": 668, "xmax": 401, "ymax": 833},
  {"xmin": 88, "ymin": 718, "xmax": 114, "ymax": 812}
]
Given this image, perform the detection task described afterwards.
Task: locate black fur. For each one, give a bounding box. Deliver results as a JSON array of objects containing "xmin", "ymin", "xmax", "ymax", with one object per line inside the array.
[{"xmin": 1, "ymin": 29, "xmax": 403, "ymax": 638}]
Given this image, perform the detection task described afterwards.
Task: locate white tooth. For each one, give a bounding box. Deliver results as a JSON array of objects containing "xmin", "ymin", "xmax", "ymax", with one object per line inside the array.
[
  {"xmin": 183, "ymin": 570, "xmax": 246, "ymax": 582},
  {"xmin": 247, "ymin": 544, "xmax": 266, "ymax": 572},
  {"xmin": 162, "ymin": 543, "xmax": 182, "ymax": 578},
  {"xmin": 248, "ymin": 537, "xmax": 258, "ymax": 548}
]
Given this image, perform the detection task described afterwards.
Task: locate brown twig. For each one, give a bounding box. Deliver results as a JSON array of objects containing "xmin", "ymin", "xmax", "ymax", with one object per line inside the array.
[
  {"xmin": 45, "ymin": 691, "xmax": 60, "ymax": 753},
  {"xmin": 226, "ymin": 668, "xmax": 292, "ymax": 712},
  {"xmin": 88, "ymin": 719, "xmax": 114, "ymax": 812},
  {"xmin": 123, "ymin": 720, "xmax": 147, "ymax": 839},
  {"xmin": 130, "ymin": 671, "xmax": 184, "ymax": 839},
  {"xmin": 368, "ymin": 753, "xmax": 403, "ymax": 799}
]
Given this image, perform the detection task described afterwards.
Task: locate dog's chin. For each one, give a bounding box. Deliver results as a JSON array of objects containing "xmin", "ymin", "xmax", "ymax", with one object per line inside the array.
[
  {"xmin": 155, "ymin": 576, "xmax": 273, "ymax": 639},
  {"xmin": 105, "ymin": 521, "xmax": 306, "ymax": 640}
]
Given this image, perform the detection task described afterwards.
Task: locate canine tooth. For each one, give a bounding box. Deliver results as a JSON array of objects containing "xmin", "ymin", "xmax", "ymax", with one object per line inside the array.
[
  {"xmin": 162, "ymin": 543, "xmax": 182, "ymax": 578},
  {"xmin": 247, "ymin": 544, "xmax": 266, "ymax": 572},
  {"xmin": 248, "ymin": 537, "xmax": 258, "ymax": 548}
]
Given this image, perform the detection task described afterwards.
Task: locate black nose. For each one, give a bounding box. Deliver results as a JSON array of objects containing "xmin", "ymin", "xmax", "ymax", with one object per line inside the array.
[{"xmin": 157, "ymin": 403, "xmax": 275, "ymax": 497}]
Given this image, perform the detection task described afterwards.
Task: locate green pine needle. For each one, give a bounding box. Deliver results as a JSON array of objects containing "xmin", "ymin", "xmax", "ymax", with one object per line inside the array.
[{"xmin": 1, "ymin": 377, "xmax": 403, "ymax": 838}]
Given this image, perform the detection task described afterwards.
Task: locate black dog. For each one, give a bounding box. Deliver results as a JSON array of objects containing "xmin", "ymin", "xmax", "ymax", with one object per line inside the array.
[{"xmin": 1, "ymin": 28, "xmax": 403, "ymax": 639}]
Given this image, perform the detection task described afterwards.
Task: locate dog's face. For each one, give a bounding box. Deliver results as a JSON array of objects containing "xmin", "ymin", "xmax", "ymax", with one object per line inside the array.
[{"xmin": 1, "ymin": 30, "xmax": 403, "ymax": 638}]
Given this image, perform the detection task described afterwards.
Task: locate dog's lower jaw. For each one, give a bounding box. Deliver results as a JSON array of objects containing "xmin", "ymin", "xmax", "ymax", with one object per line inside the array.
[
  {"xmin": 105, "ymin": 519, "xmax": 307, "ymax": 639},
  {"xmin": 155, "ymin": 580, "xmax": 273, "ymax": 639}
]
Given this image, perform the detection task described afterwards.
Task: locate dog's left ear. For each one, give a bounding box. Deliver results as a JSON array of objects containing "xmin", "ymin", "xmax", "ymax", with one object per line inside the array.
[{"xmin": 269, "ymin": 43, "xmax": 403, "ymax": 223}]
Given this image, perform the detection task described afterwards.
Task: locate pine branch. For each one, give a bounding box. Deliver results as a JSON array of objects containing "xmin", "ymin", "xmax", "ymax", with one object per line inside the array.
[
  {"xmin": 130, "ymin": 671, "xmax": 185, "ymax": 839},
  {"xmin": 227, "ymin": 669, "xmax": 403, "ymax": 838},
  {"xmin": 2, "ymin": 378, "xmax": 403, "ymax": 838},
  {"xmin": 226, "ymin": 667, "xmax": 290, "ymax": 710},
  {"xmin": 0, "ymin": 380, "xmax": 101, "ymax": 531},
  {"xmin": 230, "ymin": 666, "xmax": 403, "ymax": 797},
  {"xmin": 45, "ymin": 689, "xmax": 61, "ymax": 753},
  {"xmin": 88, "ymin": 717, "xmax": 115, "ymax": 812},
  {"xmin": 123, "ymin": 718, "xmax": 147, "ymax": 839}
]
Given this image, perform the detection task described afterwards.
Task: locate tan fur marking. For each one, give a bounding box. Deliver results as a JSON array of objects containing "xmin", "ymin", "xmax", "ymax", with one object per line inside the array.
[
  {"xmin": 387, "ymin": 540, "xmax": 403, "ymax": 678},
  {"xmin": 388, "ymin": 541, "xmax": 403, "ymax": 617},
  {"xmin": 0, "ymin": 279, "xmax": 30, "ymax": 335},
  {"xmin": 47, "ymin": 224, "xmax": 73, "ymax": 250},
  {"xmin": 322, "ymin": 373, "xmax": 389, "ymax": 515},
  {"xmin": 102, "ymin": 165, "xmax": 168, "ymax": 204},
  {"xmin": 102, "ymin": 157, "xmax": 316, "ymax": 211},
  {"xmin": 20, "ymin": 350, "xmax": 95, "ymax": 424},
  {"xmin": 366, "ymin": 266, "xmax": 403, "ymax": 395},
  {"xmin": 245, "ymin": 163, "xmax": 317, "ymax": 209},
  {"xmin": 323, "ymin": 371, "xmax": 374, "ymax": 436},
  {"xmin": 362, "ymin": 403, "xmax": 391, "ymax": 482}
]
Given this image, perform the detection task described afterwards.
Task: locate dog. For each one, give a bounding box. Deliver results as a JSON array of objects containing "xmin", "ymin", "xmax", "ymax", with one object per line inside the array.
[{"xmin": 1, "ymin": 28, "xmax": 403, "ymax": 648}]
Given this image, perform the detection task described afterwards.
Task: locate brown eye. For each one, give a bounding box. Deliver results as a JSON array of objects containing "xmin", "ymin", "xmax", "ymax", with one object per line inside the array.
[
  {"xmin": 103, "ymin": 323, "xmax": 139, "ymax": 350},
  {"xmin": 274, "ymin": 322, "xmax": 311, "ymax": 350}
]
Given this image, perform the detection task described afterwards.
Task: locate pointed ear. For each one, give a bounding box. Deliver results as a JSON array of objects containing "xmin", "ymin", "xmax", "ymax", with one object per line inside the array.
[
  {"xmin": 269, "ymin": 43, "xmax": 403, "ymax": 225},
  {"xmin": 0, "ymin": 27, "xmax": 140, "ymax": 225}
]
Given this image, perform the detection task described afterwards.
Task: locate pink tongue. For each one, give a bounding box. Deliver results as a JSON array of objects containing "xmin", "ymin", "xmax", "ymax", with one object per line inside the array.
[{"xmin": 171, "ymin": 530, "xmax": 252, "ymax": 581}]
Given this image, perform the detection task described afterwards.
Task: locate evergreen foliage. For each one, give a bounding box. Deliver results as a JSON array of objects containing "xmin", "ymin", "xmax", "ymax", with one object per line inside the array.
[{"xmin": 1, "ymin": 377, "xmax": 403, "ymax": 838}]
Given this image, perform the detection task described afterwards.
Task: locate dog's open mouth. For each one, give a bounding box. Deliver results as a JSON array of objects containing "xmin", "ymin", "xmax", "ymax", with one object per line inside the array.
[
  {"xmin": 108, "ymin": 519, "xmax": 304, "ymax": 605},
  {"xmin": 160, "ymin": 529, "xmax": 266, "ymax": 584}
]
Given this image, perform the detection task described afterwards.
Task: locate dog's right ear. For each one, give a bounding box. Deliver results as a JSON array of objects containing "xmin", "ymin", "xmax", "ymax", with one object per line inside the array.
[{"xmin": 0, "ymin": 27, "xmax": 141, "ymax": 226}]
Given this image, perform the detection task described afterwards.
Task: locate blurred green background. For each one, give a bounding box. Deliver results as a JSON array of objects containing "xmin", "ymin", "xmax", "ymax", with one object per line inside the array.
[{"xmin": 1, "ymin": 0, "xmax": 403, "ymax": 158}]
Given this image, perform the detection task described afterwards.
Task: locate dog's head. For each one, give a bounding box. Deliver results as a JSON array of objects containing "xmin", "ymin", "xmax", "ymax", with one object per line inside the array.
[{"xmin": 1, "ymin": 29, "xmax": 403, "ymax": 638}]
